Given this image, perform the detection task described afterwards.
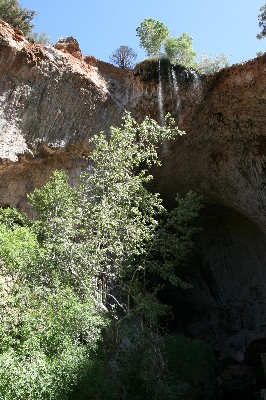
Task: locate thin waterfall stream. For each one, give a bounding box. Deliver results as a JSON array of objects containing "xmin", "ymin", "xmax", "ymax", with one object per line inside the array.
[
  {"xmin": 158, "ymin": 60, "xmax": 165, "ymax": 126},
  {"xmin": 171, "ymin": 67, "xmax": 181, "ymax": 117}
]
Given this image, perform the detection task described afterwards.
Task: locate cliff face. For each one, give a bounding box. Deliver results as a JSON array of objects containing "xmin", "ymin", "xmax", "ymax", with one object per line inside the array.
[{"xmin": 0, "ymin": 20, "xmax": 266, "ymax": 359}]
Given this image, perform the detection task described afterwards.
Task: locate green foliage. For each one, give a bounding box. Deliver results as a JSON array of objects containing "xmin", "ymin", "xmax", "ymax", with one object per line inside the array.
[
  {"xmin": 0, "ymin": 113, "xmax": 203, "ymax": 399},
  {"xmin": 70, "ymin": 333, "xmax": 215, "ymax": 400},
  {"xmin": 145, "ymin": 192, "xmax": 202, "ymax": 287},
  {"xmin": 0, "ymin": 223, "xmax": 40, "ymax": 276},
  {"xmin": 28, "ymin": 31, "xmax": 52, "ymax": 45},
  {"xmin": 164, "ymin": 33, "xmax": 197, "ymax": 68},
  {"xmin": 0, "ymin": 208, "xmax": 107, "ymax": 399},
  {"xmin": 0, "ymin": 283, "xmax": 106, "ymax": 400},
  {"xmin": 28, "ymin": 114, "xmax": 193, "ymax": 310},
  {"xmin": 0, "ymin": 208, "xmax": 41, "ymax": 281},
  {"xmin": 136, "ymin": 18, "xmax": 170, "ymax": 57},
  {"xmin": 136, "ymin": 19, "xmax": 197, "ymax": 68},
  {"xmin": 0, "ymin": 0, "xmax": 51, "ymax": 44},
  {"xmin": 0, "ymin": 206, "xmax": 29, "ymax": 229},
  {"xmin": 257, "ymin": 3, "xmax": 266, "ymax": 39},
  {"xmin": 109, "ymin": 45, "xmax": 137, "ymax": 69},
  {"xmin": 195, "ymin": 53, "xmax": 230, "ymax": 74},
  {"xmin": 136, "ymin": 18, "xmax": 230, "ymax": 73},
  {"xmin": 0, "ymin": 0, "xmax": 36, "ymax": 35}
]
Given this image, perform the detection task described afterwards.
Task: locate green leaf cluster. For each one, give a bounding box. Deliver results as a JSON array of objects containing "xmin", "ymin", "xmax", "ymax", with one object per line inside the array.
[
  {"xmin": 0, "ymin": 284, "xmax": 106, "ymax": 400},
  {"xmin": 164, "ymin": 33, "xmax": 197, "ymax": 68},
  {"xmin": 136, "ymin": 18, "xmax": 170, "ymax": 58},
  {"xmin": 195, "ymin": 53, "xmax": 230, "ymax": 74}
]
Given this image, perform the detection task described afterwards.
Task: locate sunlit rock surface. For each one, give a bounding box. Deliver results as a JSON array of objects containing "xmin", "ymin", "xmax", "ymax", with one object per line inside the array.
[{"xmin": 0, "ymin": 20, "xmax": 266, "ymax": 359}]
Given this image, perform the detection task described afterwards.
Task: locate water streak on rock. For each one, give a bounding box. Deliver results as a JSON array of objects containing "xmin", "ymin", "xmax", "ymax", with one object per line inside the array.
[
  {"xmin": 158, "ymin": 60, "xmax": 165, "ymax": 126},
  {"xmin": 171, "ymin": 67, "xmax": 181, "ymax": 115}
]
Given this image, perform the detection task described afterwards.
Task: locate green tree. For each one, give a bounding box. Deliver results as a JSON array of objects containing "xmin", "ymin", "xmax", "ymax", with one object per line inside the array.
[
  {"xmin": 28, "ymin": 31, "xmax": 52, "ymax": 45},
  {"xmin": 29, "ymin": 113, "xmax": 199, "ymax": 306},
  {"xmin": 109, "ymin": 45, "xmax": 137, "ymax": 69},
  {"xmin": 0, "ymin": 0, "xmax": 51, "ymax": 44},
  {"xmin": 257, "ymin": 3, "xmax": 266, "ymax": 39},
  {"xmin": 136, "ymin": 18, "xmax": 170, "ymax": 57},
  {"xmin": 0, "ymin": 113, "xmax": 202, "ymax": 399},
  {"xmin": 0, "ymin": 0, "xmax": 36, "ymax": 36},
  {"xmin": 164, "ymin": 33, "xmax": 197, "ymax": 67},
  {"xmin": 0, "ymin": 207, "xmax": 107, "ymax": 400},
  {"xmin": 196, "ymin": 53, "xmax": 230, "ymax": 74}
]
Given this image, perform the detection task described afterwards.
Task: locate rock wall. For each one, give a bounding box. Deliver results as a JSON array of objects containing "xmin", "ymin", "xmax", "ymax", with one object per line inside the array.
[{"xmin": 0, "ymin": 20, "xmax": 266, "ymax": 359}]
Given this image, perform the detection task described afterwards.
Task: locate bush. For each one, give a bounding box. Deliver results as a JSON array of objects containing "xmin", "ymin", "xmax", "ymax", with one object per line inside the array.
[{"xmin": 0, "ymin": 283, "xmax": 107, "ymax": 400}]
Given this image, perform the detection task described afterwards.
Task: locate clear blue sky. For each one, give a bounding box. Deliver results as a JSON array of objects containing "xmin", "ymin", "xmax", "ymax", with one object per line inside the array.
[{"xmin": 20, "ymin": 0, "xmax": 265, "ymax": 65}]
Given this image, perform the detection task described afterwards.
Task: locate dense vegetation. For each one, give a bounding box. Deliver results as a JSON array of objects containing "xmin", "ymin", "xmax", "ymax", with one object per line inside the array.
[
  {"xmin": 135, "ymin": 18, "xmax": 229, "ymax": 73},
  {"xmin": 0, "ymin": 114, "xmax": 216, "ymax": 399},
  {"xmin": 0, "ymin": 0, "xmax": 51, "ymax": 44}
]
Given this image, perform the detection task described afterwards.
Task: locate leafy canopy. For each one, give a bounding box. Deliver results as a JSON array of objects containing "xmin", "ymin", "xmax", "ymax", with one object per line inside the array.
[
  {"xmin": 136, "ymin": 18, "xmax": 170, "ymax": 58},
  {"xmin": 164, "ymin": 33, "xmax": 197, "ymax": 68},
  {"xmin": 136, "ymin": 19, "xmax": 197, "ymax": 68},
  {"xmin": 28, "ymin": 113, "xmax": 199, "ymax": 305}
]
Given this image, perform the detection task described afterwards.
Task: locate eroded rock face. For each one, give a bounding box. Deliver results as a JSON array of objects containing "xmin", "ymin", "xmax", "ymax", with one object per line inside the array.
[
  {"xmin": 0, "ymin": 20, "xmax": 266, "ymax": 359},
  {"xmin": 54, "ymin": 36, "xmax": 83, "ymax": 60}
]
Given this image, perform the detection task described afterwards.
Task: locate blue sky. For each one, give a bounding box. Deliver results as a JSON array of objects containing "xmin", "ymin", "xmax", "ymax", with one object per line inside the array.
[{"xmin": 20, "ymin": 0, "xmax": 265, "ymax": 65}]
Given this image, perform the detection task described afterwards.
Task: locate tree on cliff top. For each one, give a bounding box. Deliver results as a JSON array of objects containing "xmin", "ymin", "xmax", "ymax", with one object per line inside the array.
[
  {"xmin": 0, "ymin": 0, "xmax": 36, "ymax": 35},
  {"xmin": 109, "ymin": 45, "xmax": 137, "ymax": 69},
  {"xmin": 164, "ymin": 33, "xmax": 197, "ymax": 67},
  {"xmin": 257, "ymin": 3, "xmax": 266, "ymax": 39},
  {"xmin": 0, "ymin": 0, "xmax": 51, "ymax": 44},
  {"xmin": 136, "ymin": 18, "xmax": 170, "ymax": 57}
]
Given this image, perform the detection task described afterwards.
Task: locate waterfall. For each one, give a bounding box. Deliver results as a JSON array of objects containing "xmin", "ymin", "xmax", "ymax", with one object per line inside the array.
[
  {"xmin": 158, "ymin": 60, "xmax": 165, "ymax": 126},
  {"xmin": 191, "ymin": 70, "xmax": 202, "ymax": 102},
  {"xmin": 171, "ymin": 67, "xmax": 181, "ymax": 115}
]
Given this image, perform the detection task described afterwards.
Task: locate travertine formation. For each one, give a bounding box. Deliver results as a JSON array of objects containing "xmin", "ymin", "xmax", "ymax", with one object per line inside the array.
[{"xmin": 0, "ymin": 20, "xmax": 266, "ymax": 359}]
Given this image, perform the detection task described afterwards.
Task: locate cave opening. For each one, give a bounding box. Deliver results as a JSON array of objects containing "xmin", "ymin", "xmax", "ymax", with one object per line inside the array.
[{"xmin": 158, "ymin": 203, "xmax": 266, "ymax": 398}]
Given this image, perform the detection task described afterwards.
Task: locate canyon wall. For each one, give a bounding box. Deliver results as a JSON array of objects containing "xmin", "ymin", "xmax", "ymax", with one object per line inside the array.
[{"xmin": 0, "ymin": 20, "xmax": 266, "ymax": 359}]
